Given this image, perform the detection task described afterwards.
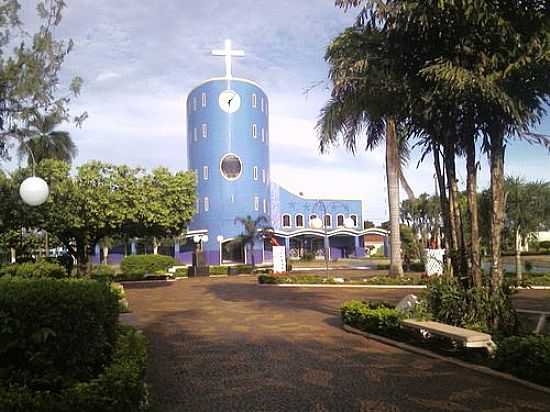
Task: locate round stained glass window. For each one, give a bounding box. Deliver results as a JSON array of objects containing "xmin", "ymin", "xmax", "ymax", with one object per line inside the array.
[{"xmin": 220, "ymin": 153, "xmax": 242, "ymax": 181}]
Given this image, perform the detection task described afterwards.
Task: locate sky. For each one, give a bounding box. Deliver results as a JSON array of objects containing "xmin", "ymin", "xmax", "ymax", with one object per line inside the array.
[{"xmin": 13, "ymin": 0, "xmax": 550, "ymax": 223}]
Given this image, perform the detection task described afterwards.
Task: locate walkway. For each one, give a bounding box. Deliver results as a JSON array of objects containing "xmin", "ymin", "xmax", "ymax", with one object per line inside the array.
[{"xmin": 123, "ymin": 277, "xmax": 550, "ymax": 412}]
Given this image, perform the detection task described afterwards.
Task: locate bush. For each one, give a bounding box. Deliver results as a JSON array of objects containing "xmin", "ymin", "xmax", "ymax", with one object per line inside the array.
[
  {"xmin": 0, "ymin": 278, "xmax": 119, "ymax": 390},
  {"xmin": 119, "ymin": 254, "xmax": 176, "ymax": 278},
  {"xmin": 209, "ymin": 265, "xmax": 229, "ymax": 275},
  {"xmin": 0, "ymin": 325, "xmax": 149, "ymax": 412},
  {"xmin": 301, "ymin": 251, "xmax": 314, "ymax": 261},
  {"xmin": 408, "ymin": 261, "xmax": 425, "ymax": 272},
  {"xmin": 0, "ymin": 260, "xmax": 67, "ymax": 279},
  {"xmin": 90, "ymin": 264, "xmax": 116, "ymax": 282},
  {"xmin": 341, "ymin": 300, "xmax": 402, "ymax": 335},
  {"xmin": 174, "ymin": 267, "xmax": 188, "ymax": 277},
  {"xmin": 426, "ymin": 277, "xmax": 519, "ymax": 336},
  {"xmin": 363, "ymin": 275, "xmax": 425, "ymax": 285},
  {"xmin": 539, "ymin": 240, "xmax": 550, "ymax": 251},
  {"xmin": 493, "ymin": 335, "xmax": 550, "ymax": 387},
  {"xmin": 228, "ymin": 264, "xmax": 253, "ymax": 275}
]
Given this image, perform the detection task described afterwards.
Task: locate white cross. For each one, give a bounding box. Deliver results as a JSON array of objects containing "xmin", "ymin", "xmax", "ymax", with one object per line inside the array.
[{"xmin": 212, "ymin": 39, "xmax": 245, "ymax": 79}]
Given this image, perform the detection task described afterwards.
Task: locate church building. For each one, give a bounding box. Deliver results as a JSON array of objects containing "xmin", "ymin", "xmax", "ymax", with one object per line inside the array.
[{"xmin": 178, "ymin": 40, "xmax": 377, "ymax": 265}]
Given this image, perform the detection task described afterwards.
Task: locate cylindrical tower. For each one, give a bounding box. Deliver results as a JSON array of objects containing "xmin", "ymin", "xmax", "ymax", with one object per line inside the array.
[{"xmin": 187, "ymin": 77, "xmax": 270, "ymax": 264}]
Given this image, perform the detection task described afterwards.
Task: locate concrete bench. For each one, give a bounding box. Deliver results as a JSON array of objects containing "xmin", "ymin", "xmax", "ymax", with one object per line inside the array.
[{"xmin": 402, "ymin": 319, "xmax": 496, "ymax": 354}]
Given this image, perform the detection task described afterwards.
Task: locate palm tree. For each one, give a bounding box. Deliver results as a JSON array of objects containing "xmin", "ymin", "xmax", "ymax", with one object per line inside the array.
[
  {"xmin": 317, "ymin": 25, "xmax": 405, "ymax": 277},
  {"xmin": 17, "ymin": 110, "xmax": 77, "ymax": 166},
  {"xmin": 234, "ymin": 215, "xmax": 270, "ymax": 268}
]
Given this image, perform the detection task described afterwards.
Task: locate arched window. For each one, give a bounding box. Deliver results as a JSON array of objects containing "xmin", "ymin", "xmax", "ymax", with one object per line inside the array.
[
  {"xmin": 324, "ymin": 214, "xmax": 332, "ymax": 228},
  {"xmin": 295, "ymin": 214, "xmax": 304, "ymax": 228},
  {"xmin": 350, "ymin": 214, "xmax": 358, "ymax": 227},
  {"xmin": 337, "ymin": 214, "xmax": 344, "ymax": 227},
  {"xmin": 282, "ymin": 214, "xmax": 291, "ymax": 228}
]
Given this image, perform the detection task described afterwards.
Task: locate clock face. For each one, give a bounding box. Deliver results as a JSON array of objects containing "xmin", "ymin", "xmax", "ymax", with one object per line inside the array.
[{"xmin": 219, "ymin": 90, "xmax": 241, "ymax": 113}]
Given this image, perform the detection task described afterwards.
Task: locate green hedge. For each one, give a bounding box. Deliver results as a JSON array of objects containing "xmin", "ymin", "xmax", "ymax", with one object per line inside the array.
[
  {"xmin": 90, "ymin": 264, "xmax": 116, "ymax": 281},
  {"xmin": 257, "ymin": 274, "xmax": 424, "ymax": 285},
  {"xmin": 0, "ymin": 278, "xmax": 119, "ymax": 390},
  {"xmin": 119, "ymin": 255, "xmax": 176, "ymax": 279},
  {"xmin": 0, "ymin": 260, "xmax": 67, "ymax": 279},
  {"xmin": 493, "ymin": 335, "xmax": 550, "ymax": 387},
  {"xmin": 341, "ymin": 300, "xmax": 402, "ymax": 335},
  {"xmin": 0, "ymin": 325, "xmax": 149, "ymax": 412},
  {"xmin": 209, "ymin": 265, "xmax": 229, "ymax": 275}
]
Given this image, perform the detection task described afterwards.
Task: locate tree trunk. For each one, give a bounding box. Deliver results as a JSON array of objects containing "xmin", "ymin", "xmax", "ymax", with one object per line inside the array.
[
  {"xmin": 10, "ymin": 248, "xmax": 16, "ymax": 263},
  {"xmin": 153, "ymin": 237, "xmax": 159, "ymax": 255},
  {"xmin": 515, "ymin": 226, "xmax": 522, "ymax": 281},
  {"xmin": 386, "ymin": 118, "xmax": 404, "ymax": 277},
  {"xmin": 465, "ymin": 138, "xmax": 482, "ymax": 286},
  {"xmin": 489, "ymin": 132, "xmax": 506, "ymax": 290},
  {"xmin": 399, "ymin": 169, "xmax": 415, "ymax": 201},
  {"xmin": 76, "ymin": 241, "xmax": 89, "ymax": 276},
  {"xmin": 45, "ymin": 231, "xmax": 49, "ymax": 258},
  {"xmin": 102, "ymin": 246, "xmax": 109, "ymax": 265},
  {"xmin": 250, "ymin": 243, "xmax": 255, "ymax": 268},
  {"xmin": 433, "ymin": 144, "xmax": 452, "ymax": 273}
]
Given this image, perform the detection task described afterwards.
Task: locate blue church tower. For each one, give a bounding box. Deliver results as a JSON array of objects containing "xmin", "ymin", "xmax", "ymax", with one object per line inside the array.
[{"xmin": 187, "ymin": 40, "xmax": 270, "ymax": 264}]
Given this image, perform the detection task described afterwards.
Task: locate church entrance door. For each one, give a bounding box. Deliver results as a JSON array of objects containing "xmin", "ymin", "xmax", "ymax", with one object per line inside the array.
[{"xmin": 222, "ymin": 239, "xmax": 245, "ymax": 263}]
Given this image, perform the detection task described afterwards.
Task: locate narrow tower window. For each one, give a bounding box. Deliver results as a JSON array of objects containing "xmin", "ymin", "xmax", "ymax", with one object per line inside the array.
[
  {"xmin": 262, "ymin": 169, "xmax": 266, "ymax": 183},
  {"xmin": 324, "ymin": 214, "xmax": 332, "ymax": 228},
  {"xmin": 252, "ymin": 123, "xmax": 257, "ymax": 138},
  {"xmin": 350, "ymin": 214, "xmax": 358, "ymax": 227},
  {"xmin": 337, "ymin": 214, "xmax": 344, "ymax": 227},
  {"xmin": 282, "ymin": 214, "xmax": 291, "ymax": 228},
  {"xmin": 201, "ymin": 92, "xmax": 207, "ymax": 108},
  {"xmin": 261, "ymin": 128, "xmax": 265, "ymax": 142},
  {"xmin": 254, "ymin": 196, "xmax": 259, "ymax": 211},
  {"xmin": 252, "ymin": 93, "xmax": 257, "ymax": 108},
  {"xmin": 203, "ymin": 166, "xmax": 208, "ymax": 180},
  {"xmin": 295, "ymin": 214, "xmax": 304, "ymax": 228},
  {"xmin": 193, "ymin": 128, "xmax": 197, "ymax": 142},
  {"xmin": 202, "ymin": 123, "xmax": 208, "ymax": 138},
  {"xmin": 193, "ymin": 97, "xmax": 197, "ymax": 111},
  {"xmin": 261, "ymin": 97, "xmax": 264, "ymax": 112},
  {"xmin": 263, "ymin": 199, "xmax": 267, "ymax": 214},
  {"xmin": 253, "ymin": 166, "xmax": 258, "ymax": 181},
  {"xmin": 204, "ymin": 197, "xmax": 209, "ymax": 212}
]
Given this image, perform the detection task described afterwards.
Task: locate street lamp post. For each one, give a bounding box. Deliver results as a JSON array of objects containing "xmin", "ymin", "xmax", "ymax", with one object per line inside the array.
[{"xmin": 216, "ymin": 235, "xmax": 224, "ymax": 265}]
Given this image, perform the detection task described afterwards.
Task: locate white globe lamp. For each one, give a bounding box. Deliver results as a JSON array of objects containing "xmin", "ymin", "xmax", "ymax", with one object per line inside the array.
[
  {"xmin": 19, "ymin": 176, "xmax": 49, "ymax": 206},
  {"xmin": 193, "ymin": 235, "xmax": 201, "ymax": 243},
  {"xmin": 202, "ymin": 235, "xmax": 209, "ymax": 243},
  {"xmin": 310, "ymin": 217, "xmax": 323, "ymax": 230},
  {"xmin": 216, "ymin": 235, "xmax": 224, "ymax": 243},
  {"xmin": 343, "ymin": 217, "xmax": 355, "ymax": 229}
]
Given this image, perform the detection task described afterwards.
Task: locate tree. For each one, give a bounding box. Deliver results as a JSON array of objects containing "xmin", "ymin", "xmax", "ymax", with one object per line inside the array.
[
  {"xmin": 17, "ymin": 110, "xmax": 78, "ymax": 166},
  {"xmin": 234, "ymin": 215, "xmax": 270, "ymax": 268},
  {"xmin": 317, "ymin": 24, "xmax": 406, "ymax": 277},
  {"xmin": 0, "ymin": 0, "xmax": 86, "ymax": 160}
]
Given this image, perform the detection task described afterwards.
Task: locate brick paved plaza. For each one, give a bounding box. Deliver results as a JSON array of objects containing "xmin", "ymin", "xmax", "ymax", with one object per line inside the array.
[{"xmin": 123, "ymin": 277, "xmax": 550, "ymax": 411}]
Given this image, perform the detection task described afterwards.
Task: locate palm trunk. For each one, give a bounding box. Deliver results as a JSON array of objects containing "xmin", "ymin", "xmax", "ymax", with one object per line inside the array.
[
  {"xmin": 515, "ymin": 226, "xmax": 522, "ymax": 281},
  {"xmin": 433, "ymin": 144, "xmax": 452, "ymax": 273},
  {"xmin": 10, "ymin": 248, "xmax": 16, "ymax": 263},
  {"xmin": 102, "ymin": 246, "xmax": 109, "ymax": 265},
  {"xmin": 153, "ymin": 237, "xmax": 159, "ymax": 255},
  {"xmin": 489, "ymin": 132, "xmax": 506, "ymax": 290},
  {"xmin": 386, "ymin": 118, "xmax": 403, "ymax": 277},
  {"xmin": 465, "ymin": 138, "xmax": 481, "ymax": 286},
  {"xmin": 45, "ymin": 231, "xmax": 49, "ymax": 258},
  {"xmin": 444, "ymin": 142, "xmax": 464, "ymax": 275},
  {"xmin": 399, "ymin": 170, "xmax": 415, "ymax": 201}
]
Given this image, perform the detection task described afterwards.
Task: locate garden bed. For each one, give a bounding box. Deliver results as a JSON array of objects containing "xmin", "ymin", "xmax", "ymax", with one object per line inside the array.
[{"xmin": 258, "ymin": 274, "xmax": 426, "ymax": 286}]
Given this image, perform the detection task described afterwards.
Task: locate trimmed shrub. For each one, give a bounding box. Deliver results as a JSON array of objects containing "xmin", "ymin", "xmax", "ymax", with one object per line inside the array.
[
  {"xmin": 493, "ymin": 335, "xmax": 550, "ymax": 387},
  {"xmin": 119, "ymin": 254, "xmax": 176, "ymax": 279},
  {"xmin": 0, "ymin": 260, "xmax": 67, "ymax": 279},
  {"xmin": 341, "ymin": 300, "xmax": 402, "ymax": 335},
  {"xmin": 0, "ymin": 278, "xmax": 119, "ymax": 390},
  {"xmin": 228, "ymin": 264, "xmax": 253, "ymax": 275},
  {"xmin": 0, "ymin": 325, "xmax": 149, "ymax": 412},
  {"xmin": 539, "ymin": 241, "xmax": 550, "ymax": 251},
  {"xmin": 90, "ymin": 264, "xmax": 116, "ymax": 282},
  {"xmin": 174, "ymin": 267, "xmax": 188, "ymax": 277},
  {"xmin": 408, "ymin": 261, "xmax": 425, "ymax": 272},
  {"xmin": 209, "ymin": 265, "xmax": 229, "ymax": 275}
]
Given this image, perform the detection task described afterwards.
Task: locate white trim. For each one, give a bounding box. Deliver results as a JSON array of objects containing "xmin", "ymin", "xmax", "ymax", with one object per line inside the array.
[
  {"xmin": 188, "ymin": 77, "xmax": 267, "ymax": 96},
  {"xmin": 253, "ymin": 166, "xmax": 258, "ymax": 181},
  {"xmin": 254, "ymin": 196, "xmax": 260, "ymax": 211},
  {"xmin": 252, "ymin": 93, "xmax": 257, "ymax": 108},
  {"xmin": 263, "ymin": 198, "xmax": 267, "ymax": 214},
  {"xmin": 308, "ymin": 214, "xmax": 318, "ymax": 227},
  {"xmin": 203, "ymin": 165, "xmax": 209, "ymax": 180},
  {"xmin": 282, "ymin": 213, "xmax": 291, "ymax": 228},
  {"xmin": 262, "ymin": 169, "xmax": 266, "ymax": 183},
  {"xmin": 261, "ymin": 97, "xmax": 264, "ymax": 112},
  {"xmin": 201, "ymin": 92, "xmax": 207, "ymax": 108},
  {"xmin": 202, "ymin": 123, "xmax": 208, "ymax": 138},
  {"xmin": 336, "ymin": 214, "xmax": 345, "ymax": 227},
  {"xmin": 204, "ymin": 197, "xmax": 209, "ymax": 212},
  {"xmin": 261, "ymin": 127, "xmax": 265, "ymax": 142},
  {"xmin": 252, "ymin": 123, "xmax": 257, "ymax": 138},
  {"xmin": 219, "ymin": 152, "xmax": 243, "ymax": 181},
  {"xmin": 295, "ymin": 213, "xmax": 304, "ymax": 228}
]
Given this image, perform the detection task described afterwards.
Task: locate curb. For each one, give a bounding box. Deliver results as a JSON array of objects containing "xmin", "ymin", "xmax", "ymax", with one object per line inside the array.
[
  {"xmin": 257, "ymin": 284, "xmax": 426, "ymax": 289},
  {"xmin": 257, "ymin": 283, "xmax": 550, "ymax": 290},
  {"xmin": 343, "ymin": 324, "xmax": 550, "ymax": 395}
]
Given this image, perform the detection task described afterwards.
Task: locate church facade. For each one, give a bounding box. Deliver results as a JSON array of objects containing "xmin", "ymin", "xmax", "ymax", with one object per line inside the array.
[{"xmin": 178, "ymin": 40, "xmax": 377, "ymax": 265}]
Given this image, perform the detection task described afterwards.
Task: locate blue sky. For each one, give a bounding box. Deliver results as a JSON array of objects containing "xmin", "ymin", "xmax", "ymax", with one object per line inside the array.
[{"xmin": 15, "ymin": 0, "xmax": 550, "ymax": 223}]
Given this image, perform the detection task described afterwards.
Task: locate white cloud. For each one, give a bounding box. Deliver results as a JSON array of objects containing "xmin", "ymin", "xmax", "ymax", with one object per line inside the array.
[{"xmin": 95, "ymin": 71, "xmax": 121, "ymax": 82}]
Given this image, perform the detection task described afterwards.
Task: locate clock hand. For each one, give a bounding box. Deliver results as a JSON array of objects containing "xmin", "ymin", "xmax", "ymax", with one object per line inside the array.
[{"xmin": 228, "ymin": 97, "xmax": 233, "ymax": 107}]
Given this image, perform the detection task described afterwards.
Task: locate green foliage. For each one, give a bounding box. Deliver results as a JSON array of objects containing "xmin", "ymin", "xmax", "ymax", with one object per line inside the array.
[
  {"xmin": 119, "ymin": 254, "xmax": 176, "ymax": 278},
  {"xmin": 301, "ymin": 252, "xmax": 315, "ymax": 261},
  {"xmin": 0, "ymin": 325, "xmax": 149, "ymax": 412},
  {"xmin": 257, "ymin": 274, "xmax": 424, "ymax": 285},
  {"xmin": 90, "ymin": 264, "xmax": 115, "ymax": 281},
  {"xmin": 493, "ymin": 335, "xmax": 550, "ymax": 387},
  {"xmin": 0, "ymin": 278, "xmax": 119, "ymax": 390},
  {"xmin": 540, "ymin": 241, "xmax": 550, "ymax": 251},
  {"xmin": 0, "ymin": 260, "xmax": 67, "ymax": 279},
  {"xmin": 408, "ymin": 261, "xmax": 425, "ymax": 272},
  {"xmin": 341, "ymin": 300, "xmax": 402, "ymax": 335},
  {"xmin": 362, "ymin": 275, "xmax": 425, "ymax": 285},
  {"xmin": 229, "ymin": 264, "xmax": 254, "ymax": 275},
  {"xmin": 208, "ymin": 266, "xmax": 228, "ymax": 275},
  {"xmin": 174, "ymin": 267, "xmax": 188, "ymax": 277},
  {"xmin": 426, "ymin": 277, "xmax": 519, "ymax": 336},
  {"xmin": 234, "ymin": 215, "xmax": 270, "ymax": 267}
]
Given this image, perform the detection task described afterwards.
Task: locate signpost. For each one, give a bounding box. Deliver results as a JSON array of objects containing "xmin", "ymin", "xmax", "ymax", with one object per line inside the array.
[{"xmin": 273, "ymin": 246, "xmax": 286, "ymax": 273}]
